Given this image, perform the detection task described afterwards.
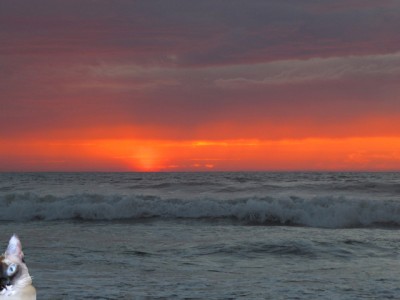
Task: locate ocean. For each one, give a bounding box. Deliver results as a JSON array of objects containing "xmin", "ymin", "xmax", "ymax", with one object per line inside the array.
[{"xmin": 1, "ymin": 172, "xmax": 400, "ymax": 299}]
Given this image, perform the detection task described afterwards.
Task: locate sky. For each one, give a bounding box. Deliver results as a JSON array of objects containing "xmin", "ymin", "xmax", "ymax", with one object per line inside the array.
[{"xmin": 1, "ymin": 0, "xmax": 400, "ymax": 171}]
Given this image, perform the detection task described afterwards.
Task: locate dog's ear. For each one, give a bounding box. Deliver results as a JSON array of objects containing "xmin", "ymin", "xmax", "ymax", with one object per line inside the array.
[{"xmin": 5, "ymin": 234, "xmax": 24, "ymax": 261}]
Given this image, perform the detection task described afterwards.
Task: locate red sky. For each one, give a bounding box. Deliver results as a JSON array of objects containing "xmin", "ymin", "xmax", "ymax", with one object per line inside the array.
[{"xmin": 1, "ymin": 0, "xmax": 400, "ymax": 171}]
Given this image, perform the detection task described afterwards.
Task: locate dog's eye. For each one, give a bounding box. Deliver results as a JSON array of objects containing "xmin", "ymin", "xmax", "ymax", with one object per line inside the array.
[{"xmin": 6, "ymin": 264, "xmax": 17, "ymax": 276}]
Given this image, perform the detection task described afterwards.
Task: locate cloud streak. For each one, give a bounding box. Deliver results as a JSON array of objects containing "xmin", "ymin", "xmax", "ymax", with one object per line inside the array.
[{"xmin": 214, "ymin": 52, "xmax": 400, "ymax": 87}]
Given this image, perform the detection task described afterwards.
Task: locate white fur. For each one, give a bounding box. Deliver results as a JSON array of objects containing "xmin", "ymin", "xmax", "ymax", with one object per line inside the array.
[{"xmin": 5, "ymin": 235, "xmax": 23, "ymax": 260}]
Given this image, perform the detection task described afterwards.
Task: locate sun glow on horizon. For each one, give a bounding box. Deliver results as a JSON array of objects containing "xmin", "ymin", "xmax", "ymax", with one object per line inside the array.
[{"xmin": 2, "ymin": 136, "xmax": 400, "ymax": 172}]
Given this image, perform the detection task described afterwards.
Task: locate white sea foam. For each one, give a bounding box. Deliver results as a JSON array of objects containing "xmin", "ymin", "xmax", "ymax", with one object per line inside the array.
[{"xmin": 1, "ymin": 192, "xmax": 400, "ymax": 228}]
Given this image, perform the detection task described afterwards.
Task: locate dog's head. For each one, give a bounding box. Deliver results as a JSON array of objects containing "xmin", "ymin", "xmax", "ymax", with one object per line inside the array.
[{"xmin": 0, "ymin": 235, "xmax": 32, "ymax": 293}]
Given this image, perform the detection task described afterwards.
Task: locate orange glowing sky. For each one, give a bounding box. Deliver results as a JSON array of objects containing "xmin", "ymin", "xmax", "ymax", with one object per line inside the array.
[{"xmin": 1, "ymin": 1, "xmax": 400, "ymax": 171}]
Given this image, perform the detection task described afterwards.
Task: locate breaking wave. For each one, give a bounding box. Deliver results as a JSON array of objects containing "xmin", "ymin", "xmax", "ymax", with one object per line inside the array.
[{"xmin": 2, "ymin": 192, "xmax": 400, "ymax": 228}]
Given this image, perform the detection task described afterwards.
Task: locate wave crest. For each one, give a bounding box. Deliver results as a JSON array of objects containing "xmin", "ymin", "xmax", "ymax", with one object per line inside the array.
[{"xmin": 1, "ymin": 193, "xmax": 400, "ymax": 228}]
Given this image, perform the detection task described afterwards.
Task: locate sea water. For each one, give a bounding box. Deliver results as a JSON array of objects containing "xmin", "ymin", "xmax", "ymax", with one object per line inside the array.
[{"xmin": 1, "ymin": 172, "xmax": 400, "ymax": 299}]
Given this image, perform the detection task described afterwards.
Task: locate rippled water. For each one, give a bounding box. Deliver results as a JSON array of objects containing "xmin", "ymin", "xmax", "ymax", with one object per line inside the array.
[{"xmin": 1, "ymin": 172, "xmax": 400, "ymax": 299}]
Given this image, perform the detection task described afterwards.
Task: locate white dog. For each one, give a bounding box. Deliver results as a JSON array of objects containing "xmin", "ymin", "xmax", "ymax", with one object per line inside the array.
[{"xmin": 0, "ymin": 235, "xmax": 36, "ymax": 299}]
